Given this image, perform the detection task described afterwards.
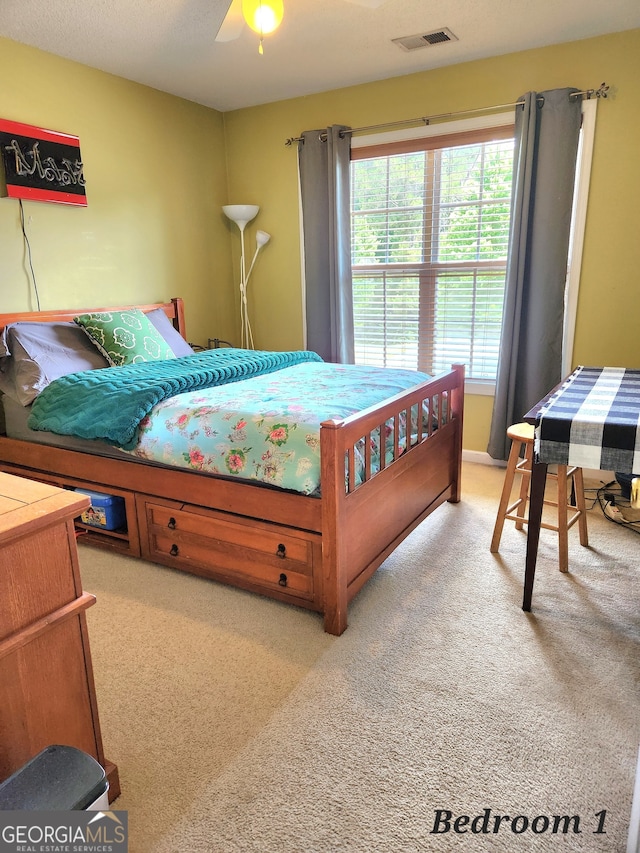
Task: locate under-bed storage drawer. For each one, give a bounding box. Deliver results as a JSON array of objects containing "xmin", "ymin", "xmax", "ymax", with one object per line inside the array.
[{"xmin": 137, "ymin": 497, "xmax": 321, "ymax": 605}]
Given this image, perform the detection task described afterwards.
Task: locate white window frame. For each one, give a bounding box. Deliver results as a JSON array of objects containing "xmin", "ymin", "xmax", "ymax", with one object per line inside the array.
[
  {"xmin": 351, "ymin": 101, "xmax": 596, "ymax": 394},
  {"xmin": 563, "ymin": 98, "xmax": 597, "ymax": 377}
]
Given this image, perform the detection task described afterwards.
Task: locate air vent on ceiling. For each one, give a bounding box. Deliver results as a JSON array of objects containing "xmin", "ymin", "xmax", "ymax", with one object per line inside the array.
[{"xmin": 392, "ymin": 27, "xmax": 458, "ymax": 52}]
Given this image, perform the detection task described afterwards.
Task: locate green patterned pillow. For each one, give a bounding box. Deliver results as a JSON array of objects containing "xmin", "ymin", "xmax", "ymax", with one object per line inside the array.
[{"xmin": 74, "ymin": 309, "xmax": 176, "ymax": 366}]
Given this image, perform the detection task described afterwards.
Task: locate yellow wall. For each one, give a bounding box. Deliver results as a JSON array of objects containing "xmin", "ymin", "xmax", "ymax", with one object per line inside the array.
[
  {"xmin": 223, "ymin": 29, "xmax": 640, "ymax": 451},
  {"xmin": 0, "ymin": 37, "xmax": 235, "ymax": 348},
  {"xmin": 1, "ymin": 31, "xmax": 638, "ymax": 451}
]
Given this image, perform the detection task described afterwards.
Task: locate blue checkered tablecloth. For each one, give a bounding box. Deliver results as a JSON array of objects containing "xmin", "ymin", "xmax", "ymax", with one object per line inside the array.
[{"xmin": 534, "ymin": 366, "xmax": 640, "ymax": 473}]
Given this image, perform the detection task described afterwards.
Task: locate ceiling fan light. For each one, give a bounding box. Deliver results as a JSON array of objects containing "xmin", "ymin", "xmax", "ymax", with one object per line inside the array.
[{"xmin": 241, "ymin": 0, "xmax": 284, "ymax": 35}]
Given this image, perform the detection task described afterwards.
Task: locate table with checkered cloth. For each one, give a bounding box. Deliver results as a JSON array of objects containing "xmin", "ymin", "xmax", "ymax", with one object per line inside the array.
[{"xmin": 534, "ymin": 366, "xmax": 640, "ymax": 474}]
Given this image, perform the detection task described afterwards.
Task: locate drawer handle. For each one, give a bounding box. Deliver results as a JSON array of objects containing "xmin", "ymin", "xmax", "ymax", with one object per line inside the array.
[
  {"xmin": 170, "ymin": 543, "xmax": 179, "ymax": 557},
  {"xmin": 278, "ymin": 573, "xmax": 288, "ymax": 587},
  {"xmin": 276, "ymin": 543, "xmax": 286, "ymax": 559},
  {"xmin": 167, "ymin": 517, "xmax": 177, "ymax": 530}
]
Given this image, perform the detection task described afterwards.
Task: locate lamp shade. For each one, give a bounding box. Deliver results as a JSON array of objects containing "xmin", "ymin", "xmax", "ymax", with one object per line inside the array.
[
  {"xmin": 241, "ymin": 0, "xmax": 284, "ymax": 35},
  {"xmin": 255, "ymin": 230, "xmax": 271, "ymax": 247},
  {"xmin": 223, "ymin": 204, "xmax": 259, "ymax": 230}
]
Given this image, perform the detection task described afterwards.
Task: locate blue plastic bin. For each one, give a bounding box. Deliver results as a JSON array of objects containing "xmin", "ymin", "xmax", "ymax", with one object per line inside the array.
[{"xmin": 75, "ymin": 488, "xmax": 126, "ymax": 531}]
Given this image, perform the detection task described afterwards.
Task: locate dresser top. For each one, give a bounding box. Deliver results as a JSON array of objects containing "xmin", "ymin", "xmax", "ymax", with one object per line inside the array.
[{"xmin": 0, "ymin": 472, "xmax": 90, "ymax": 541}]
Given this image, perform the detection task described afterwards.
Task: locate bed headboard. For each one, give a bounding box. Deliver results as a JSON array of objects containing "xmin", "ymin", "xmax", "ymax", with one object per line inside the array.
[{"xmin": 0, "ymin": 297, "xmax": 187, "ymax": 340}]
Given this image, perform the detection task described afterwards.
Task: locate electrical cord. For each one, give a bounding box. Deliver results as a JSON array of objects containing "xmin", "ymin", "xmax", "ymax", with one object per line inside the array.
[
  {"xmin": 207, "ymin": 338, "xmax": 234, "ymax": 349},
  {"xmin": 584, "ymin": 480, "xmax": 640, "ymax": 535},
  {"xmin": 18, "ymin": 199, "xmax": 40, "ymax": 310}
]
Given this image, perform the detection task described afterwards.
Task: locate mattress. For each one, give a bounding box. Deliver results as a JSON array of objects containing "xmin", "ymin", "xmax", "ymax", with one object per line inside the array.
[{"xmin": 2, "ymin": 360, "xmax": 435, "ymax": 495}]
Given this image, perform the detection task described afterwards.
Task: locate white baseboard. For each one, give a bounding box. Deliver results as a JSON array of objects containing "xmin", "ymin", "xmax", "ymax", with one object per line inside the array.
[
  {"xmin": 461, "ymin": 449, "xmax": 614, "ymax": 485},
  {"xmin": 462, "ymin": 450, "xmax": 506, "ymax": 467}
]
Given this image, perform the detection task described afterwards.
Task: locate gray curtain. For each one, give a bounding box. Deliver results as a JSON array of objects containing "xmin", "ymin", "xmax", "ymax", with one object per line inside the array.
[
  {"xmin": 298, "ymin": 125, "xmax": 354, "ymax": 363},
  {"xmin": 487, "ymin": 88, "xmax": 582, "ymax": 460}
]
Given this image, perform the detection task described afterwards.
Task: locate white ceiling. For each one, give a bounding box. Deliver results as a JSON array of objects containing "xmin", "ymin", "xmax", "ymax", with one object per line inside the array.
[{"xmin": 1, "ymin": 0, "xmax": 639, "ymax": 112}]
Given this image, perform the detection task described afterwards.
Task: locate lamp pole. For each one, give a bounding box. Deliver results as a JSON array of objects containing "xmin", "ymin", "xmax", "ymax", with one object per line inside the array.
[{"xmin": 222, "ymin": 205, "xmax": 261, "ymax": 349}]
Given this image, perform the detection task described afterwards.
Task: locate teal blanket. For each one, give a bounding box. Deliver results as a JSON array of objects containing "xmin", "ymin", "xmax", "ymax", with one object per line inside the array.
[{"xmin": 28, "ymin": 348, "xmax": 323, "ymax": 450}]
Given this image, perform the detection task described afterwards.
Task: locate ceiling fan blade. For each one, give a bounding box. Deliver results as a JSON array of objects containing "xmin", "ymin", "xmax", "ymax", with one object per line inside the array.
[
  {"xmin": 215, "ymin": 0, "xmax": 244, "ymax": 42},
  {"xmin": 342, "ymin": 0, "xmax": 388, "ymax": 7}
]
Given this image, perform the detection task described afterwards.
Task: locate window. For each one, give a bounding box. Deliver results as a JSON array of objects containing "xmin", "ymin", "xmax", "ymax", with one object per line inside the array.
[{"xmin": 350, "ymin": 121, "xmax": 515, "ymax": 383}]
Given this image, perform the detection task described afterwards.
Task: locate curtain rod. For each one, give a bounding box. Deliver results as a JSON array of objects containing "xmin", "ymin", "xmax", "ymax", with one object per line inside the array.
[{"xmin": 284, "ymin": 82, "xmax": 609, "ymax": 146}]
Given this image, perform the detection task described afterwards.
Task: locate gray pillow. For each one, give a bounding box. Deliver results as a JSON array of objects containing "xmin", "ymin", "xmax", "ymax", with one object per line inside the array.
[
  {"xmin": 146, "ymin": 307, "xmax": 194, "ymax": 357},
  {"xmin": 0, "ymin": 321, "xmax": 110, "ymax": 406}
]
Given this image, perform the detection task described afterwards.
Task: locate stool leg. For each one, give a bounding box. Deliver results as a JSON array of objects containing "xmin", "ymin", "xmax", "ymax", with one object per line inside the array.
[
  {"xmin": 491, "ymin": 440, "xmax": 521, "ymax": 553},
  {"xmin": 514, "ymin": 440, "xmax": 532, "ymax": 531},
  {"xmin": 557, "ymin": 465, "xmax": 569, "ymax": 573},
  {"xmin": 573, "ymin": 467, "xmax": 589, "ymax": 547}
]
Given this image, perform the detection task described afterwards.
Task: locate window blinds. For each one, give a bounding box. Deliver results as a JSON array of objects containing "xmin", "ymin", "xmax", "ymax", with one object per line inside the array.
[{"xmin": 351, "ymin": 125, "xmax": 514, "ymax": 380}]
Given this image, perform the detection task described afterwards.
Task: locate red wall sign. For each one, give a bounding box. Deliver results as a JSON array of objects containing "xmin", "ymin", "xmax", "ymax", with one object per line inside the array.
[{"xmin": 0, "ymin": 119, "xmax": 87, "ymax": 206}]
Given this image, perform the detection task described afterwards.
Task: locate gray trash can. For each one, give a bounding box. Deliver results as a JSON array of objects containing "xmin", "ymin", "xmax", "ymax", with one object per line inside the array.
[{"xmin": 0, "ymin": 745, "xmax": 109, "ymax": 810}]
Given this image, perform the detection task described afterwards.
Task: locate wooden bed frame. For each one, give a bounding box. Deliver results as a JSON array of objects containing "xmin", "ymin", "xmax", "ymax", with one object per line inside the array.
[{"xmin": 0, "ymin": 298, "xmax": 464, "ymax": 635}]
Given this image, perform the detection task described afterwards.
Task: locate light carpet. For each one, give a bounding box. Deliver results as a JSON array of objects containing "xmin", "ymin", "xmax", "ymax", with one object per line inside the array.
[{"xmin": 79, "ymin": 461, "xmax": 639, "ymax": 852}]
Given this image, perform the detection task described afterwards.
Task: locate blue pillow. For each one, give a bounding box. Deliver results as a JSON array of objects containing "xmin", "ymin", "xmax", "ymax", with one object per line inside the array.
[{"xmin": 146, "ymin": 308, "xmax": 194, "ymax": 357}]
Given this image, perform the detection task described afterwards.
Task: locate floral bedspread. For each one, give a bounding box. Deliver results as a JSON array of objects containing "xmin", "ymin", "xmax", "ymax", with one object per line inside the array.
[{"xmin": 129, "ymin": 361, "xmax": 433, "ymax": 495}]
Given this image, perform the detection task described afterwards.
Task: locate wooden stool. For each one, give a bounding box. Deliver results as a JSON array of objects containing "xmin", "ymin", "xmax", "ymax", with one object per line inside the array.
[{"xmin": 490, "ymin": 422, "xmax": 589, "ymax": 572}]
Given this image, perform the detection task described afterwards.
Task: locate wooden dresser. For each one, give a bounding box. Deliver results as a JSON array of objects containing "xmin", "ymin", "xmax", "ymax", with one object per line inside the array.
[{"xmin": 0, "ymin": 472, "xmax": 120, "ymax": 800}]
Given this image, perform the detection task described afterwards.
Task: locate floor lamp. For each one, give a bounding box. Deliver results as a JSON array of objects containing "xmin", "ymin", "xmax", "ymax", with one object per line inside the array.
[{"xmin": 223, "ymin": 204, "xmax": 270, "ymax": 349}]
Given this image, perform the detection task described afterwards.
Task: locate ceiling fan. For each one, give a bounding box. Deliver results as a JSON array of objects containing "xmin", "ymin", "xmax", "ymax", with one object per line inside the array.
[{"xmin": 216, "ymin": 0, "xmax": 388, "ymax": 52}]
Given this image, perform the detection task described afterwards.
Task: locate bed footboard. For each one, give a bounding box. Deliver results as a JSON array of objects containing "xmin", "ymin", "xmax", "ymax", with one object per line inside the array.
[{"xmin": 320, "ymin": 364, "xmax": 464, "ymax": 635}]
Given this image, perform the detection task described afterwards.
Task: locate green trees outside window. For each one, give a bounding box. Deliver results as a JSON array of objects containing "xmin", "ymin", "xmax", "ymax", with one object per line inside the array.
[{"xmin": 351, "ymin": 133, "xmax": 514, "ymax": 380}]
